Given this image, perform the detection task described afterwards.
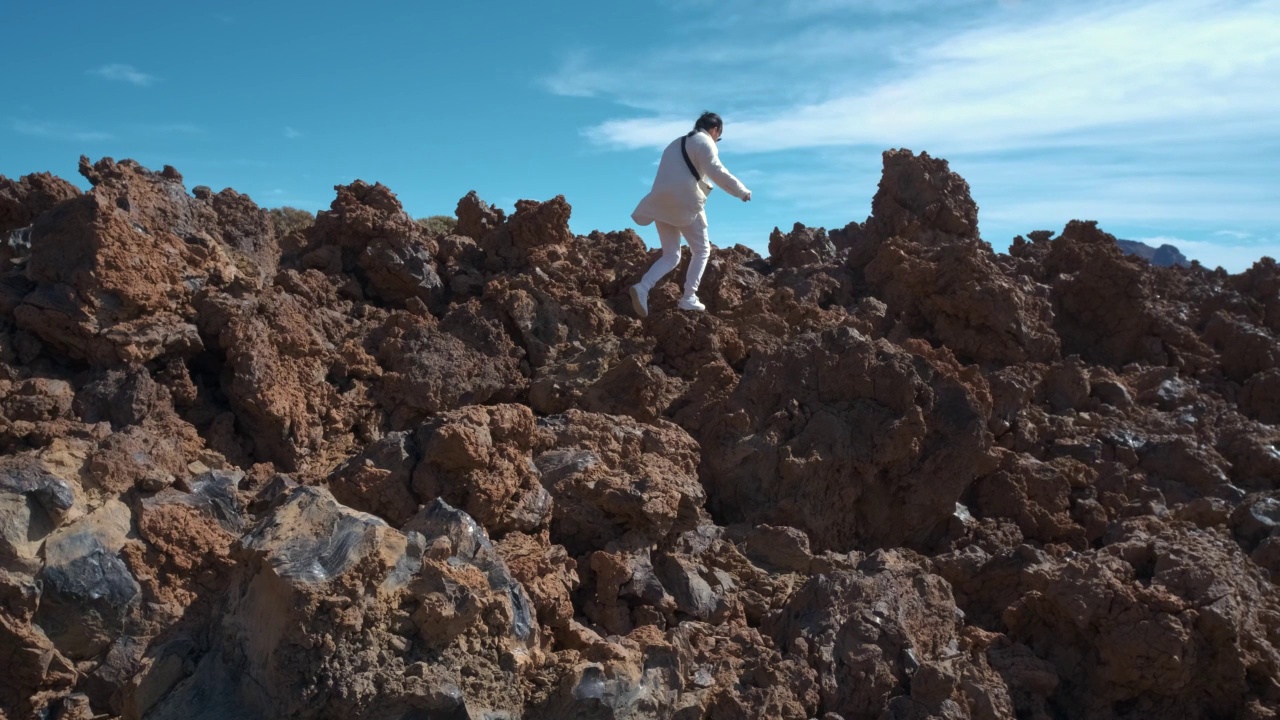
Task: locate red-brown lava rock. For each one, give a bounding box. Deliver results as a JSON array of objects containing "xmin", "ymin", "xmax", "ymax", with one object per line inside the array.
[{"xmin": 1, "ymin": 149, "xmax": 1278, "ymax": 720}]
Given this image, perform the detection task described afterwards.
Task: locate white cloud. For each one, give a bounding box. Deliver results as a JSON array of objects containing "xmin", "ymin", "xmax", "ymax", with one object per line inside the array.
[
  {"xmin": 960, "ymin": 157, "xmax": 1280, "ymax": 226},
  {"xmin": 284, "ymin": 126, "xmax": 301, "ymax": 139},
  {"xmin": 574, "ymin": 0, "xmax": 1280, "ymax": 154},
  {"xmin": 1213, "ymin": 229, "xmax": 1253, "ymax": 240},
  {"xmin": 584, "ymin": 118, "xmax": 688, "ymax": 148},
  {"xmin": 89, "ymin": 64, "xmax": 157, "ymax": 86},
  {"xmin": 12, "ymin": 120, "xmax": 112, "ymax": 142}
]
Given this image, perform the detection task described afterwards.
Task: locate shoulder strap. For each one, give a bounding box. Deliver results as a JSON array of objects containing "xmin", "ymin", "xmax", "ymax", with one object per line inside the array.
[{"xmin": 680, "ymin": 132, "xmax": 701, "ymax": 182}]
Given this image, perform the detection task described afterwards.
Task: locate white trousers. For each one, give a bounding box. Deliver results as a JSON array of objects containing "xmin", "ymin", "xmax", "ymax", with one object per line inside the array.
[{"xmin": 636, "ymin": 211, "xmax": 710, "ymax": 299}]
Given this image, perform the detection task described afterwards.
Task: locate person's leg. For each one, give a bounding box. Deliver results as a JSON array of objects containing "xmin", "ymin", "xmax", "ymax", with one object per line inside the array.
[
  {"xmin": 636, "ymin": 220, "xmax": 684, "ymax": 294},
  {"xmin": 680, "ymin": 211, "xmax": 710, "ymax": 299}
]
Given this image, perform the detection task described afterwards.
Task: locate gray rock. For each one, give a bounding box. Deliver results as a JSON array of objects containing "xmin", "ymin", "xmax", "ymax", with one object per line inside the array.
[
  {"xmin": 404, "ymin": 498, "xmax": 535, "ymax": 643},
  {"xmin": 140, "ymin": 648, "xmax": 258, "ymax": 720},
  {"xmin": 35, "ymin": 534, "xmax": 140, "ymax": 659},
  {"xmin": 4, "ymin": 225, "xmax": 33, "ymax": 264},
  {"xmin": 326, "ymin": 430, "xmax": 418, "ymax": 526},
  {"xmin": 0, "ymin": 491, "xmax": 50, "ymax": 570},
  {"xmin": 141, "ymin": 487, "xmax": 534, "ymax": 719},
  {"xmin": 0, "ymin": 456, "xmax": 75, "ymax": 522},
  {"xmin": 247, "ymin": 472, "xmax": 298, "ymax": 515},
  {"xmin": 654, "ymin": 553, "xmax": 718, "ymax": 621},
  {"xmin": 1091, "ymin": 379, "xmax": 1133, "ymax": 408},
  {"xmin": 744, "ymin": 524, "xmax": 813, "ymax": 573},
  {"xmin": 621, "ymin": 550, "xmax": 670, "ymax": 609},
  {"xmin": 242, "ymin": 486, "xmax": 393, "ymax": 584},
  {"xmin": 533, "ymin": 448, "xmax": 600, "ymax": 485},
  {"xmin": 1153, "ymin": 377, "xmax": 1194, "ymax": 410},
  {"xmin": 82, "ymin": 634, "xmax": 149, "ymax": 715},
  {"xmin": 148, "ymin": 469, "xmax": 246, "ymax": 533},
  {"xmin": 1232, "ymin": 494, "xmax": 1280, "ymax": 547},
  {"xmin": 358, "ymin": 235, "xmax": 444, "ymax": 306},
  {"xmin": 73, "ymin": 366, "xmax": 157, "ymax": 427}
]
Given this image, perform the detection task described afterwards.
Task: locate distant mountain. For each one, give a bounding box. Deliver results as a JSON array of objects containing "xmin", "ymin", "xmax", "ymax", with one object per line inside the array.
[{"xmin": 1116, "ymin": 238, "xmax": 1190, "ymax": 267}]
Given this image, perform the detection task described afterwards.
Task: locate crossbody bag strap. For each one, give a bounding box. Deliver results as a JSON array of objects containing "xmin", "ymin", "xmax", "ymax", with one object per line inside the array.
[{"xmin": 680, "ymin": 132, "xmax": 702, "ymax": 182}]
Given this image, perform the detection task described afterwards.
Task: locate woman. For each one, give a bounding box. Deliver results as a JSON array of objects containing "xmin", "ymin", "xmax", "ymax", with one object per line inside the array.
[{"xmin": 629, "ymin": 111, "xmax": 752, "ymax": 317}]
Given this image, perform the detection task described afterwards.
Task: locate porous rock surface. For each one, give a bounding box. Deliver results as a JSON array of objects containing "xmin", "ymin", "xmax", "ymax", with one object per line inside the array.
[{"xmin": 1, "ymin": 149, "xmax": 1278, "ymax": 719}]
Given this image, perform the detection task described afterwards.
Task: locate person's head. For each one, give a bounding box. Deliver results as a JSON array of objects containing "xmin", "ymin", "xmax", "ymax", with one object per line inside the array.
[{"xmin": 694, "ymin": 111, "xmax": 723, "ymax": 142}]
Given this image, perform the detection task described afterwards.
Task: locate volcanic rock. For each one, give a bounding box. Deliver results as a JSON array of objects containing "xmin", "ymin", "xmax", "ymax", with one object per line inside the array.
[
  {"xmin": 0, "ymin": 172, "xmax": 82, "ymax": 237},
  {"xmin": 299, "ymin": 180, "xmax": 445, "ymax": 308},
  {"xmin": 35, "ymin": 500, "xmax": 139, "ymax": 660},
  {"xmin": 0, "ymin": 172, "xmax": 81, "ymax": 272},
  {"xmin": 412, "ymin": 404, "xmax": 550, "ymax": 536},
  {"xmin": 769, "ymin": 222, "xmax": 837, "ymax": 269},
  {"xmin": 1, "ymin": 148, "xmax": 1278, "ymax": 719},
  {"xmin": 700, "ymin": 327, "xmax": 994, "ymax": 552},
  {"xmin": 13, "ymin": 158, "xmax": 237, "ymax": 366},
  {"xmin": 534, "ymin": 410, "xmax": 706, "ymax": 555},
  {"xmin": 0, "ymin": 456, "xmax": 75, "ymax": 570}
]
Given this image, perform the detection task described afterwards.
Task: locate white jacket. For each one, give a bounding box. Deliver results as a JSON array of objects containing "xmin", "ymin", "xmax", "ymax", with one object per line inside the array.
[{"xmin": 631, "ymin": 129, "xmax": 750, "ymax": 227}]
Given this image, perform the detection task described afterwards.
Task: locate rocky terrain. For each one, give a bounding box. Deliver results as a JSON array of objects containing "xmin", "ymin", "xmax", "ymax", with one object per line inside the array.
[{"xmin": 1, "ymin": 150, "xmax": 1278, "ymax": 720}]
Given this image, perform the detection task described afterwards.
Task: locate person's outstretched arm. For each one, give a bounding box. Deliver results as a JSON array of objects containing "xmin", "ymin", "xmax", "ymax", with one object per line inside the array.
[{"xmin": 691, "ymin": 135, "xmax": 751, "ymax": 200}]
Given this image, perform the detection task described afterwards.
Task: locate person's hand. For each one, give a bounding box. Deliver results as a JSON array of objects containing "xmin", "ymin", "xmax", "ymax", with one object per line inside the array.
[{"xmin": 742, "ymin": 191, "xmax": 752, "ymax": 202}]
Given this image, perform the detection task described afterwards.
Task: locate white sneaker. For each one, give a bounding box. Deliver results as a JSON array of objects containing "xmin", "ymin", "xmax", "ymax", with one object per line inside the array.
[
  {"xmin": 629, "ymin": 285, "xmax": 649, "ymax": 318},
  {"xmin": 677, "ymin": 295, "xmax": 706, "ymax": 312}
]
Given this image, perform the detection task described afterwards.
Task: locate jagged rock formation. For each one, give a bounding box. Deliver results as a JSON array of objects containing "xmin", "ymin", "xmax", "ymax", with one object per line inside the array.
[{"xmin": 1, "ymin": 150, "xmax": 1278, "ymax": 720}]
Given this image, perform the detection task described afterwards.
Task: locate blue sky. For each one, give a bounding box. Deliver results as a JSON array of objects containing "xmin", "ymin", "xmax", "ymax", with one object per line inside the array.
[{"xmin": 5, "ymin": 0, "xmax": 1278, "ymax": 272}]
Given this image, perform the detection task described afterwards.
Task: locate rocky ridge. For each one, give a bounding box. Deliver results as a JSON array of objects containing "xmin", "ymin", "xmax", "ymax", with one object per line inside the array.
[{"xmin": 1, "ymin": 151, "xmax": 1278, "ymax": 719}]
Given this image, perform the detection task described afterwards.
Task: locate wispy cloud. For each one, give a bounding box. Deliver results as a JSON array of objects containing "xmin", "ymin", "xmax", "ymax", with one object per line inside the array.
[
  {"xmin": 576, "ymin": 0, "xmax": 1280, "ymax": 153},
  {"xmin": 545, "ymin": 22, "xmax": 907, "ymax": 115},
  {"xmin": 133, "ymin": 122, "xmax": 203, "ymax": 135},
  {"xmin": 89, "ymin": 63, "xmax": 157, "ymax": 86},
  {"xmin": 778, "ymin": 0, "xmax": 986, "ymax": 18},
  {"xmin": 857, "ymin": 0, "xmax": 1279, "ymax": 153},
  {"xmin": 284, "ymin": 126, "xmax": 301, "ymax": 139},
  {"xmin": 252, "ymin": 187, "xmax": 324, "ymax": 210},
  {"xmin": 1214, "ymin": 230, "xmax": 1253, "ymax": 240},
  {"xmin": 12, "ymin": 119, "xmax": 112, "ymax": 142}
]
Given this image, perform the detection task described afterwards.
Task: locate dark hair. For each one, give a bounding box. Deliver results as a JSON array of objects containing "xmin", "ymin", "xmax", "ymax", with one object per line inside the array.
[{"xmin": 694, "ymin": 111, "xmax": 722, "ymax": 132}]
